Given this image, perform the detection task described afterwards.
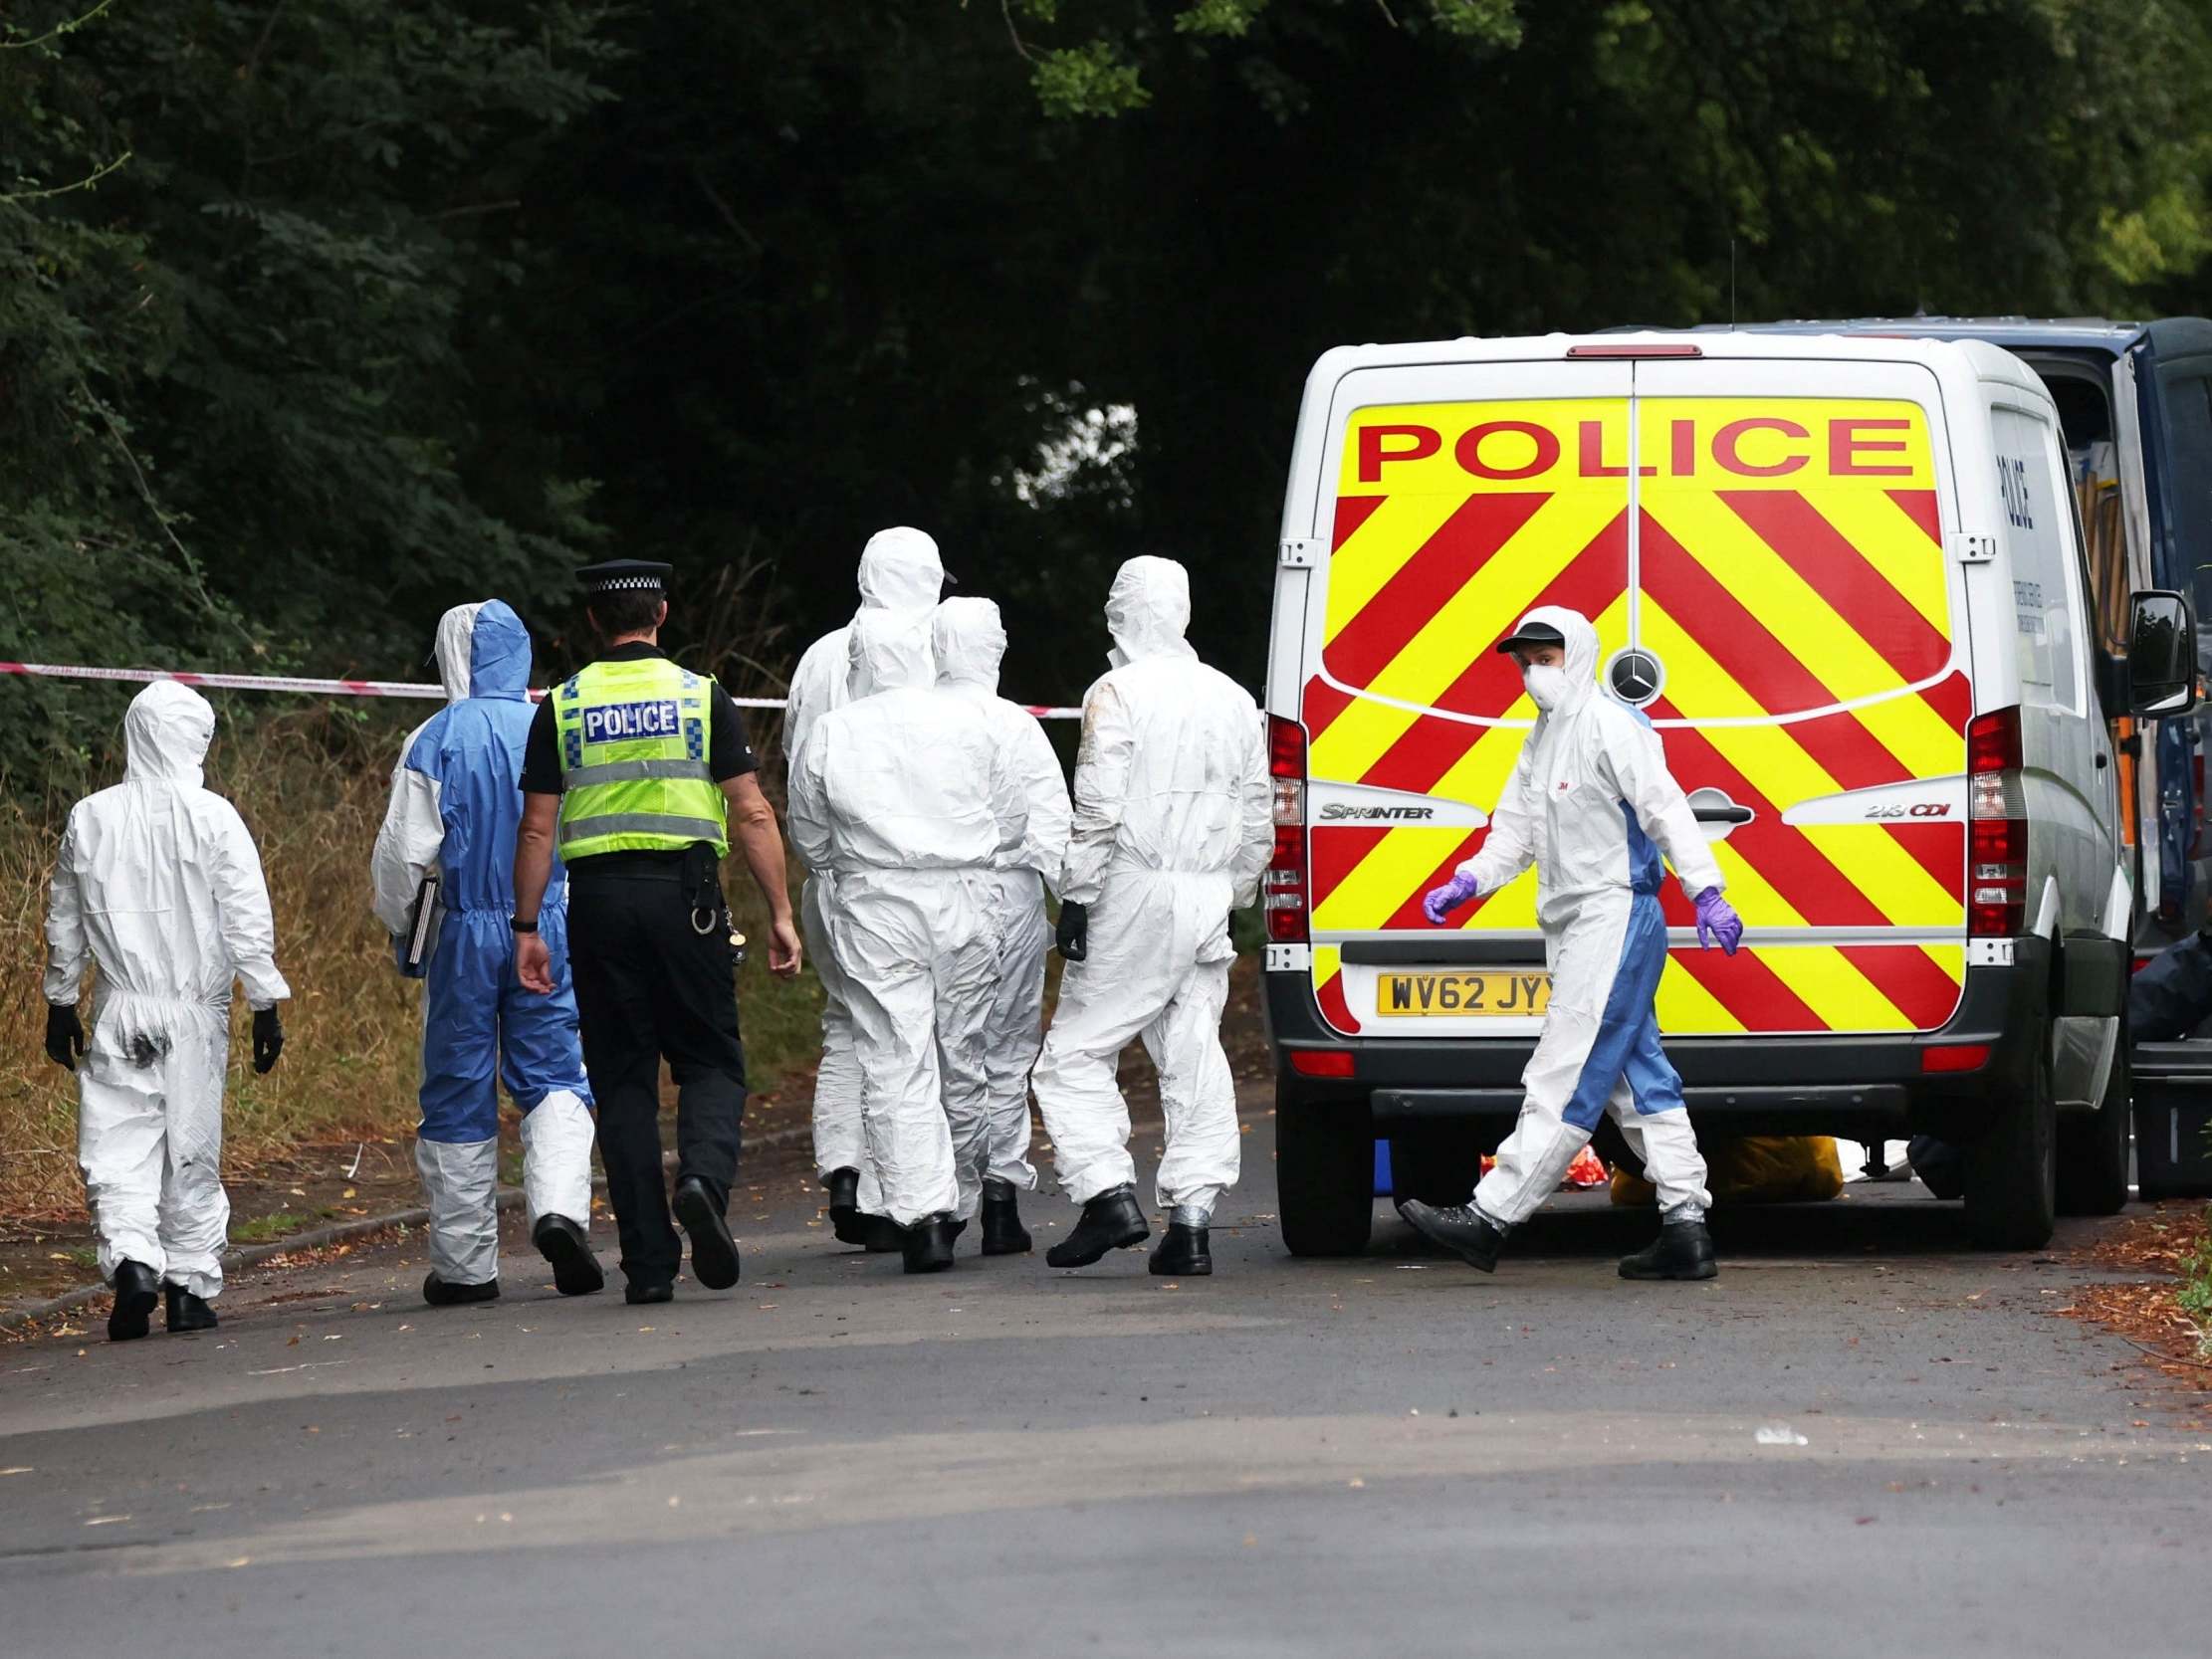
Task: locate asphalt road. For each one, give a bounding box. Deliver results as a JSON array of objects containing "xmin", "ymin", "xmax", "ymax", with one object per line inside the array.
[{"xmin": 2, "ymin": 1105, "xmax": 2204, "ymax": 1659}]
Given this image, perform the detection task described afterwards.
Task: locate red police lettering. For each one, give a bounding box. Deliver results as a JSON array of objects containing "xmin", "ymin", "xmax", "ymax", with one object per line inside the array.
[
  {"xmin": 1670, "ymin": 419, "xmax": 1696, "ymax": 477},
  {"xmin": 1713, "ymin": 417, "xmax": 1810, "ymax": 478},
  {"xmin": 1831, "ymin": 417, "xmax": 1914, "ymax": 476},
  {"xmin": 1455, "ymin": 420, "xmax": 1560, "ymax": 481},
  {"xmin": 1577, "ymin": 421, "xmax": 1656, "ymax": 479},
  {"xmin": 1357, "ymin": 425, "xmax": 1440, "ymax": 483}
]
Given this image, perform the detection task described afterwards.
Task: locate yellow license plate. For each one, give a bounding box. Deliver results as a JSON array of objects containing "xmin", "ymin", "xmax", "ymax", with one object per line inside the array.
[{"xmin": 1376, "ymin": 970, "xmax": 1551, "ymax": 1018}]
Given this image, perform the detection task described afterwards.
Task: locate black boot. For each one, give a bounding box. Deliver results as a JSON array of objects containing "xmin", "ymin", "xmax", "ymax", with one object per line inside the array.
[
  {"xmin": 624, "ymin": 1278, "xmax": 674, "ymax": 1306},
  {"xmin": 673, "ymin": 1175, "xmax": 740, "ymax": 1290},
  {"xmin": 1619, "ymin": 1219, "xmax": 1718, "ymax": 1281},
  {"xmin": 423, "ymin": 1272, "xmax": 500, "ymax": 1307},
  {"xmin": 108, "ymin": 1260, "xmax": 160, "ymax": 1342},
  {"xmin": 826, "ymin": 1166, "xmax": 906, "ymax": 1252},
  {"xmin": 980, "ymin": 1177, "xmax": 1031, "ymax": 1256},
  {"xmin": 532, "ymin": 1213, "xmax": 605, "ymax": 1297},
  {"xmin": 1398, "ymin": 1200, "xmax": 1507, "ymax": 1272},
  {"xmin": 902, "ymin": 1213, "xmax": 959, "ymax": 1274},
  {"xmin": 1044, "ymin": 1185, "xmax": 1149, "ymax": 1268},
  {"xmin": 824, "ymin": 1166, "xmax": 870, "ymax": 1246},
  {"xmin": 1149, "ymin": 1223, "xmax": 1212, "ymax": 1277},
  {"xmin": 858, "ymin": 1214, "xmax": 907, "ymax": 1252},
  {"xmin": 164, "ymin": 1284, "xmax": 218, "ymax": 1334}
]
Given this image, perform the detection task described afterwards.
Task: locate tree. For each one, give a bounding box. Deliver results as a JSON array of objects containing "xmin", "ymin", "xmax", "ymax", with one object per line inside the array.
[{"xmin": 1, "ymin": 1, "xmax": 619, "ymax": 783}]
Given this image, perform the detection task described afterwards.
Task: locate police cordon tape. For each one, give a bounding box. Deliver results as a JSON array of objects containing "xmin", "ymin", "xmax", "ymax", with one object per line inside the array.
[{"xmin": 0, "ymin": 660, "xmax": 1084, "ymax": 720}]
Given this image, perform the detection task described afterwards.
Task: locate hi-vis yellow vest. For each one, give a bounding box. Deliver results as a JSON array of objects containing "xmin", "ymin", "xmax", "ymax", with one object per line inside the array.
[{"xmin": 553, "ymin": 657, "xmax": 728, "ymax": 861}]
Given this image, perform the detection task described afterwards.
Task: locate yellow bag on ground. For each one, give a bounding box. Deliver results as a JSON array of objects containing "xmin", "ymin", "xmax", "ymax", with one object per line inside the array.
[{"xmin": 1610, "ymin": 1136, "xmax": 1844, "ymax": 1207}]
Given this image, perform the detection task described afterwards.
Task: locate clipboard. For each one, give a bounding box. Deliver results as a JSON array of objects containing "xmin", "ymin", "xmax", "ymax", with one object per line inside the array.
[{"xmin": 399, "ymin": 873, "xmax": 442, "ymax": 978}]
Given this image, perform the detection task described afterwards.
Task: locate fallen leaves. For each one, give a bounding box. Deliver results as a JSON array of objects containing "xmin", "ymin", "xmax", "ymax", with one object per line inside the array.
[{"xmin": 2057, "ymin": 1201, "xmax": 2212, "ymax": 1391}]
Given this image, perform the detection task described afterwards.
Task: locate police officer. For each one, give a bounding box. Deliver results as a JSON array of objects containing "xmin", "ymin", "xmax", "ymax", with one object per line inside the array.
[{"xmin": 514, "ymin": 559, "xmax": 801, "ymax": 1305}]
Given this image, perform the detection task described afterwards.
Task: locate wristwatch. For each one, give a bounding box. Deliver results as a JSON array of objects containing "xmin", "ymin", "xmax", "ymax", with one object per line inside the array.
[{"xmin": 511, "ymin": 915, "xmax": 540, "ymax": 934}]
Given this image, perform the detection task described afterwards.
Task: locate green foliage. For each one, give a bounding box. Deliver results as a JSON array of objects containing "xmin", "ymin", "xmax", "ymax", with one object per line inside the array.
[
  {"xmin": 1423, "ymin": 0, "xmax": 1522, "ymax": 44},
  {"xmin": 1031, "ymin": 39, "xmax": 1152, "ymax": 116},
  {"xmin": 1, "ymin": 0, "xmax": 621, "ymax": 784},
  {"xmin": 2181, "ymin": 1203, "xmax": 2212, "ymax": 1353},
  {"xmin": 6, "ymin": 0, "xmax": 2212, "ymax": 797},
  {"xmin": 1176, "ymin": 0, "xmax": 1271, "ymax": 38}
]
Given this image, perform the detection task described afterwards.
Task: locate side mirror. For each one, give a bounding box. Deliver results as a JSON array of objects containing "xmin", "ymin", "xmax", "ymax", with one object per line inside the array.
[{"xmin": 2127, "ymin": 590, "xmax": 2198, "ymax": 717}]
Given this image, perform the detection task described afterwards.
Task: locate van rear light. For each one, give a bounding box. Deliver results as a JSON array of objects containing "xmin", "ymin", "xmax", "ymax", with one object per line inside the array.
[
  {"xmin": 1264, "ymin": 715, "xmax": 1310, "ymax": 944},
  {"xmin": 1966, "ymin": 707, "xmax": 2023, "ymax": 773},
  {"xmin": 1967, "ymin": 707, "xmax": 2026, "ymax": 938},
  {"xmin": 1565, "ymin": 343, "xmax": 1703, "ymax": 358},
  {"xmin": 1920, "ymin": 1044, "xmax": 1991, "ymax": 1074},
  {"xmin": 1288, "ymin": 1049, "xmax": 1356, "ymax": 1078}
]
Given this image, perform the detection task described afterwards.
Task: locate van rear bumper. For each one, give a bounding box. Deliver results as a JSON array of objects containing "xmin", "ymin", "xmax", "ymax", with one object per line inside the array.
[{"xmin": 1266, "ymin": 939, "xmax": 2049, "ymax": 1142}]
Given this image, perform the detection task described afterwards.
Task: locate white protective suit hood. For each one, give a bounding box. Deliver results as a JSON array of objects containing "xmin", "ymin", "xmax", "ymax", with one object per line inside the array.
[
  {"xmin": 1105, "ymin": 556, "xmax": 1200, "ymax": 670},
  {"xmin": 432, "ymin": 602, "xmax": 483, "ymax": 703},
  {"xmin": 123, "ymin": 680, "xmax": 218, "ymax": 788},
  {"xmin": 848, "ymin": 607, "xmax": 935, "ymax": 697},
  {"xmin": 932, "ymin": 597, "xmax": 1006, "ymax": 695},
  {"xmin": 856, "ymin": 526, "xmax": 946, "ymax": 613},
  {"xmin": 1509, "ymin": 604, "xmax": 1600, "ymax": 720}
]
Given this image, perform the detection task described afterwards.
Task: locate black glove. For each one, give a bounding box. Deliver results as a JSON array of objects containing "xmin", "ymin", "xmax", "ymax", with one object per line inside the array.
[
  {"xmin": 1055, "ymin": 901, "xmax": 1089, "ymax": 963},
  {"xmin": 252, "ymin": 1005, "xmax": 285, "ymax": 1074},
  {"xmin": 45, "ymin": 1003, "xmax": 85, "ymax": 1071}
]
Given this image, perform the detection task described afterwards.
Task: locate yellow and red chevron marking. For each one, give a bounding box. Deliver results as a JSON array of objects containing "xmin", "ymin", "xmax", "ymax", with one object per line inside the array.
[{"xmin": 1304, "ymin": 395, "xmax": 1966, "ymax": 1037}]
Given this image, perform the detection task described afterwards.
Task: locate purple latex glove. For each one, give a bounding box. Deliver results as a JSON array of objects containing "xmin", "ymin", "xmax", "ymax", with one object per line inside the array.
[
  {"xmin": 1693, "ymin": 887, "xmax": 1742, "ymax": 955},
  {"xmin": 1423, "ymin": 873, "xmax": 1481, "ymax": 926}
]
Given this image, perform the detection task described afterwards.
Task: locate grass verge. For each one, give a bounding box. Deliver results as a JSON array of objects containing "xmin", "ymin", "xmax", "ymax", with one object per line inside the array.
[{"xmin": 2179, "ymin": 1206, "xmax": 2212, "ymax": 1357}]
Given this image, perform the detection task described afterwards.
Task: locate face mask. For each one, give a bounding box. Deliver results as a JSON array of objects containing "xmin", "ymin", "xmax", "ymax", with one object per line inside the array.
[{"xmin": 1523, "ymin": 664, "xmax": 1568, "ymax": 713}]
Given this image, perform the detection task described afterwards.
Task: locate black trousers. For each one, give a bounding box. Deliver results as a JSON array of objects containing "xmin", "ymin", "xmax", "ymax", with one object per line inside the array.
[{"xmin": 566, "ymin": 869, "xmax": 747, "ymax": 1283}]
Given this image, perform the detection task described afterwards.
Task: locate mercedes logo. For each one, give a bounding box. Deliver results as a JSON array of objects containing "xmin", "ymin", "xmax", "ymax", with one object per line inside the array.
[{"xmin": 1607, "ymin": 648, "xmax": 1663, "ymax": 707}]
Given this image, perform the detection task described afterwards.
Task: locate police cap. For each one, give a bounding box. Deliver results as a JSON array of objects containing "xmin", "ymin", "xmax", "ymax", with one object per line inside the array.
[{"xmin": 575, "ymin": 559, "xmax": 673, "ymax": 596}]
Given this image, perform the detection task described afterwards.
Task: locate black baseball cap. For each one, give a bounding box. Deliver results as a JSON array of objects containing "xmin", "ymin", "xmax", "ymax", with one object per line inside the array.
[
  {"xmin": 1493, "ymin": 619, "xmax": 1566, "ymax": 656},
  {"xmin": 575, "ymin": 558, "xmax": 673, "ymax": 596}
]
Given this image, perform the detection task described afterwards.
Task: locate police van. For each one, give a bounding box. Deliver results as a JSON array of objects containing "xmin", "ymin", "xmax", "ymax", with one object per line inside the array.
[{"xmin": 1260, "ymin": 332, "xmax": 2196, "ymax": 1253}]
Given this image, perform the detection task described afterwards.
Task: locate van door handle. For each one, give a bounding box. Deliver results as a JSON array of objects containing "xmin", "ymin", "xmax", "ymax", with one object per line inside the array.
[{"xmin": 1692, "ymin": 804, "xmax": 1756, "ymax": 825}]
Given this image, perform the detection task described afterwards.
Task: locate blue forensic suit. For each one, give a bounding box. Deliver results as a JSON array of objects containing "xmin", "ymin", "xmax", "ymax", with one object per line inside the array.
[{"xmin": 370, "ymin": 601, "xmax": 595, "ymax": 1287}]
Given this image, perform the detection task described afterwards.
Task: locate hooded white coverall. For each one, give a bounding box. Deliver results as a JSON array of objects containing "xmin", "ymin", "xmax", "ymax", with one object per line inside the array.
[
  {"xmin": 784, "ymin": 527, "xmax": 946, "ymax": 1191},
  {"xmin": 1452, "ymin": 606, "xmax": 1717, "ymax": 1228},
  {"xmin": 787, "ymin": 612, "xmax": 1026, "ymax": 1226},
  {"xmin": 1030, "ymin": 557, "xmax": 1273, "ymax": 1220},
  {"xmin": 369, "ymin": 602, "xmax": 596, "ymax": 1288},
  {"xmin": 931, "ymin": 598, "xmax": 1072, "ymax": 1214},
  {"xmin": 44, "ymin": 682, "xmax": 291, "ymax": 1299}
]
